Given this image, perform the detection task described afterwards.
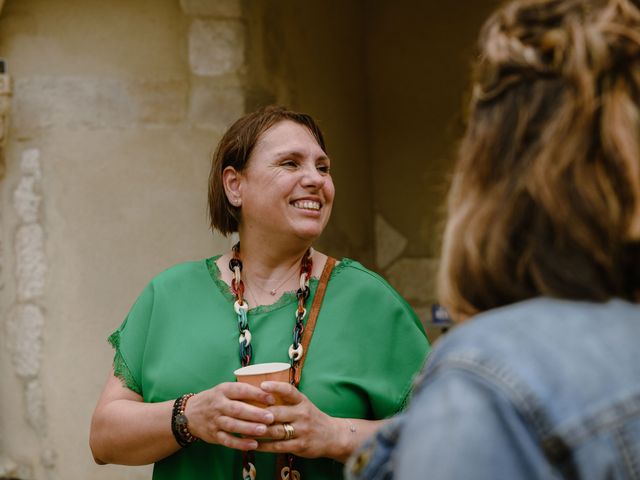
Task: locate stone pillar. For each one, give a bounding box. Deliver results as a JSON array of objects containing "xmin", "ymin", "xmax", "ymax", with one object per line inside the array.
[
  {"xmin": 4, "ymin": 149, "xmax": 51, "ymax": 479},
  {"xmin": 180, "ymin": 0, "xmax": 247, "ymax": 131},
  {"xmin": 0, "ymin": 1, "xmax": 249, "ymax": 478},
  {"xmin": 0, "ymin": 69, "xmax": 11, "ymax": 179}
]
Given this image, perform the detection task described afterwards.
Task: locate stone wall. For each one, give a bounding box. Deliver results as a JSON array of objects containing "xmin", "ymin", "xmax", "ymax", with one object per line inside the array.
[{"xmin": 0, "ymin": 1, "xmax": 242, "ymax": 478}]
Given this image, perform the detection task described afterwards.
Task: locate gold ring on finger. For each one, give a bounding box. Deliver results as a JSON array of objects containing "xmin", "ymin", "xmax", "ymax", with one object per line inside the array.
[{"xmin": 282, "ymin": 423, "xmax": 295, "ymax": 441}]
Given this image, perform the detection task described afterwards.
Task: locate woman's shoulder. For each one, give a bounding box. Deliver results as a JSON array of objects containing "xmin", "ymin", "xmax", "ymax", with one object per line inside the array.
[
  {"xmin": 422, "ymin": 298, "xmax": 640, "ymax": 401},
  {"xmin": 332, "ymin": 257, "xmax": 387, "ymax": 282},
  {"xmin": 147, "ymin": 256, "xmax": 215, "ymax": 289},
  {"xmin": 331, "ymin": 257, "xmax": 413, "ymax": 305},
  {"xmin": 424, "ymin": 299, "xmax": 555, "ymax": 367},
  {"xmin": 417, "ymin": 298, "xmax": 640, "ymax": 454},
  {"xmin": 432, "ymin": 297, "xmax": 640, "ymax": 357}
]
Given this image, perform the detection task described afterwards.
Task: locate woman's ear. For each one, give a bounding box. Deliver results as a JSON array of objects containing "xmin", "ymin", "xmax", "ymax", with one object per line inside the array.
[{"xmin": 222, "ymin": 166, "xmax": 243, "ymax": 207}]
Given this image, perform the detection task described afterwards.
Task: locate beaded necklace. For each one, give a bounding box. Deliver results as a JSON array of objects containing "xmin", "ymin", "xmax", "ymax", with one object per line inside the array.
[{"xmin": 229, "ymin": 242, "xmax": 313, "ymax": 480}]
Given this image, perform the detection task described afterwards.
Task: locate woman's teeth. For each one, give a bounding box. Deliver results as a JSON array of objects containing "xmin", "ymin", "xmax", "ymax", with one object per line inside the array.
[{"xmin": 293, "ymin": 200, "xmax": 320, "ymax": 210}]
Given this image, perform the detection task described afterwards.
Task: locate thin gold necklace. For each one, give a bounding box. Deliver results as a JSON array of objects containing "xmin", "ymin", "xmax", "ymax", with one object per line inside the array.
[{"xmin": 246, "ymin": 262, "xmax": 301, "ymax": 297}]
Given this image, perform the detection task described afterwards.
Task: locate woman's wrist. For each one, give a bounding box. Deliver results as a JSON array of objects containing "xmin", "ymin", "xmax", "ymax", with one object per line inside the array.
[
  {"xmin": 171, "ymin": 393, "xmax": 199, "ymax": 447},
  {"xmin": 327, "ymin": 417, "xmax": 359, "ymax": 463}
]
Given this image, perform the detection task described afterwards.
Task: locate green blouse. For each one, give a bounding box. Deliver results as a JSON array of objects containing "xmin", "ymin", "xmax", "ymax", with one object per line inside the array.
[{"xmin": 109, "ymin": 257, "xmax": 429, "ymax": 479}]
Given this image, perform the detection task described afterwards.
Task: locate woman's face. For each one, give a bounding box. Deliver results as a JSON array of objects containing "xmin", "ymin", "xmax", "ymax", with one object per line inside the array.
[{"xmin": 235, "ymin": 120, "xmax": 335, "ymax": 243}]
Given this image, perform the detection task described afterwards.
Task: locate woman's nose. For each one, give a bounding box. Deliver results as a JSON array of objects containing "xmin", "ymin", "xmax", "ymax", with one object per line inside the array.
[{"xmin": 301, "ymin": 164, "xmax": 325, "ymax": 187}]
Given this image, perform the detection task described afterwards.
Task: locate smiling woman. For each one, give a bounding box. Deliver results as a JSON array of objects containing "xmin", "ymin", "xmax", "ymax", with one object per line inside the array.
[
  {"xmin": 222, "ymin": 120, "xmax": 335, "ymax": 245},
  {"xmin": 89, "ymin": 106, "xmax": 430, "ymax": 480}
]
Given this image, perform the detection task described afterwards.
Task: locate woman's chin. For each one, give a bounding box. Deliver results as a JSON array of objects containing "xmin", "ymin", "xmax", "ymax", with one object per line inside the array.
[
  {"xmin": 290, "ymin": 226, "xmax": 324, "ymax": 243},
  {"xmin": 294, "ymin": 231, "xmax": 322, "ymax": 243},
  {"xmin": 288, "ymin": 218, "xmax": 329, "ymax": 241}
]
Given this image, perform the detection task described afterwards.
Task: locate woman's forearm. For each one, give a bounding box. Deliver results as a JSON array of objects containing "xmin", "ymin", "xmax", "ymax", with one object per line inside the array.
[
  {"xmin": 90, "ymin": 397, "xmax": 180, "ymax": 465},
  {"xmin": 90, "ymin": 372, "xmax": 183, "ymax": 466}
]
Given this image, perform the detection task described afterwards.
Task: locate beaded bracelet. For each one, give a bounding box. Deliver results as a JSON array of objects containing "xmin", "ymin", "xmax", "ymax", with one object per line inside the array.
[{"xmin": 171, "ymin": 393, "xmax": 198, "ymax": 447}]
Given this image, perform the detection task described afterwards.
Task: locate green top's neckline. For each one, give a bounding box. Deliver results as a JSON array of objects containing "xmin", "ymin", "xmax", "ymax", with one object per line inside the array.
[{"xmin": 205, "ymin": 255, "xmax": 352, "ymax": 315}]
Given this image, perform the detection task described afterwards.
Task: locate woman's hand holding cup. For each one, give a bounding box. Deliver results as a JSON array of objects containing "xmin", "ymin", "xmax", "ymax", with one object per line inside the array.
[{"xmin": 184, "ymin": 380, "xmax": 276, "ymax": 451}]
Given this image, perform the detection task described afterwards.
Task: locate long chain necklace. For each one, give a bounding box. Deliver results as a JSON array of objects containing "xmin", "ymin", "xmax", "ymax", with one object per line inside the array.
[{"xmin": 229, "ymin": 242, "xmax": 313, "ymax": 480}]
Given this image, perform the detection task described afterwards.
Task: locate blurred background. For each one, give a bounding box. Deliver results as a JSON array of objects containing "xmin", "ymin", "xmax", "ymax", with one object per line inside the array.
[{"xmin": 0, "ymin": 1, "xmax": 498, "ymax": 478}]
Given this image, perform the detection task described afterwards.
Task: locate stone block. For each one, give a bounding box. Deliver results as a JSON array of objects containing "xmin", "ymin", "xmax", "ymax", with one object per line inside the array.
[
  {"xmin": 13, "ymin": 77, "xmax": 188, "ymax": 131},
  {"xmin": 180, "ymin": 0, "xmax": 242, "ymax": 18},
  {"xmin": 7, "ymin": 304, "xmax": 44, "ymax": 379},
  {"xmin": 13, "ymin": 148, "xmax": 42, "ymax": 224},
  {"xmin": 21, "ymin": 148, "xmax": 41, "ymax": 178},
  {"xmin": 375, "ymin": 214, "xmax": 407, "ymax": 269},
  {"xmin": 13, "ymin": 175, "xmax": 41, "ymax": 224},
  {"xmin": 189, "ymin": 84, "xmax": 245, "ymax": 130},
  {"xmin": 385, "ymin": 257, "xmax": 439, "ymax": 305},
  {"xmin": 25, "ymin": 379, "xmax": 47, "ymax": 433},
  {"xmin": 0, "ymin": 456, "xmax": 19, "ymax": 478},
  {"xmin": 0, "ymin": 457, "xmax": 33, "ymax": 480},
  {"xmin": 0, "ymin": 73, "xmax": 11, "ymax": 94},
  {"xmin": 41, "ymin": 448, "xmax": 57, "ymax": 469},
  {"xmin": 15, "ymin": 224, "xmax": 46, "ymax": 301},
  {"xmin": 129, "ymin": 79, "xmax": 188, "ymax": 125},
  {"xmin": 0, "ymin": 94, "xmax": 10, "ymax": 114},
  {"xmin": 189, "ymin": 19, "xmax": 245, "ymax": 76},
  {"xmin": 13, "ymin": 77, "xmax": 134, "ymax": 131},
  {"xmin": 0, "ymin": 224, "xmax": 3, "ymax": 291}
]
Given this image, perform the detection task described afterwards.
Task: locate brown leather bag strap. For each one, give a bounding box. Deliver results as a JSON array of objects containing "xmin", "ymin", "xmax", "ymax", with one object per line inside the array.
[{"xmin": 293, "ymin": 256, "xmax": 336, "ymax": 386}]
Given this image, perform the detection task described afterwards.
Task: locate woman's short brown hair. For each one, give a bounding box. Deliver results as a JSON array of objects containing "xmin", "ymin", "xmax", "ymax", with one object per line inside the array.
[
  {"xmin": 439, "ymin": 0, "xmax": 640, "ymax": 318},
  {"xmin": 208, "ymin": 106, "xmax": 327, "ymax": 236}
]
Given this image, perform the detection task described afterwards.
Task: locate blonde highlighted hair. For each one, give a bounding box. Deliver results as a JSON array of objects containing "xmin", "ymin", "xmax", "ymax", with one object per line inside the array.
[{"xmin": 439, "ymin": 0, "xmax": 640, "ymax": 318}]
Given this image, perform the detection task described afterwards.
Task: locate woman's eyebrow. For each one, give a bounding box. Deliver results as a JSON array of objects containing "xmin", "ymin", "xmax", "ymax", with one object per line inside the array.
[{"xmin": 273, "ymin": 150, "xmax": 330, "ymax": 161}]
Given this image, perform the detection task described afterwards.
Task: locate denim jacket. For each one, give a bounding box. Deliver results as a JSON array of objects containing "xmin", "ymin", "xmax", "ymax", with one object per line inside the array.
[{"xmin": 346, "ymin": 298, "xmax": 640, "ymax": 479}]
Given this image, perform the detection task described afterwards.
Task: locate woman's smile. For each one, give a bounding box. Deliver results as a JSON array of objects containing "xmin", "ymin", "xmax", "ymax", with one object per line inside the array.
[{"xmin": 291, "ymin": 199, "xmax": 322, "ymax": 212}]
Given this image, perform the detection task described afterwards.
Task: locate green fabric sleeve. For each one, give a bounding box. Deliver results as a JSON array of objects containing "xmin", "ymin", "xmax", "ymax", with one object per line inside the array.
[
  {"xmin": 108, "ymin": 281, "xmax": 156, "ymax": 396},
  {"xmin": 357, "ymin": 272, "xmax": 429, "ymax": 418},
  {"xmin": 300, "ymin": 260, "xmax": 430, "ymax": 421}
]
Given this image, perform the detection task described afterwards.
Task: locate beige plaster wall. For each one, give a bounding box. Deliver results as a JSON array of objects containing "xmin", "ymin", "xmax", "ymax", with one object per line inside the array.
[{"xmin": 0, "ymin": 0, "xmax": 236, "ymax": 478}]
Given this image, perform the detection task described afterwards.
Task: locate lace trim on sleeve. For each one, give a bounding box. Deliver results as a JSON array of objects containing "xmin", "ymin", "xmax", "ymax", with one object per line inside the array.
[{"xmin": 108, "ymin": 329, "xmax": 142, "ymax": 395}]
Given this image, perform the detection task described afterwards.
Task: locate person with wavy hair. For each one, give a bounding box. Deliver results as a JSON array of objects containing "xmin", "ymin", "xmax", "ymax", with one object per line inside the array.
[{"xmin": 347, "ymin": 0, "xmax": 640, "ymax": 478}]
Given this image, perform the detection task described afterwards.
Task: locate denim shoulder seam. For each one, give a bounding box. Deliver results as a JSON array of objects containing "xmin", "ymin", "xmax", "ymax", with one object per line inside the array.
[
  {"xmin": 555, "ymin": 391, "xmax": 640, "ymax": 445},
  {"xmin": 615, "ymin": 425, "xmax": 640, "ymax": 479},
  {"xmin": 424, "ymin": 354, "xmax": 553, "ymax": 438}
]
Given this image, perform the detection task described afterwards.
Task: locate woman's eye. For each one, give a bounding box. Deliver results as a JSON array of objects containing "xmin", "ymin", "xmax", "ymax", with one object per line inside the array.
[
  {"xmin": 282, "ymin": 160, "xmax": 297, "ymax": 167},
  {"xmin": 318, "ymin": 164, "xmax": 330, "ymax": 173}
]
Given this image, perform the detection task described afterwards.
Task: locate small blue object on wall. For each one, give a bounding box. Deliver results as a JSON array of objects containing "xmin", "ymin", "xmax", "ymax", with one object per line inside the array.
[{"xmin": 430, "ymin": 304, "xmax": 453, "ymax": 326}]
